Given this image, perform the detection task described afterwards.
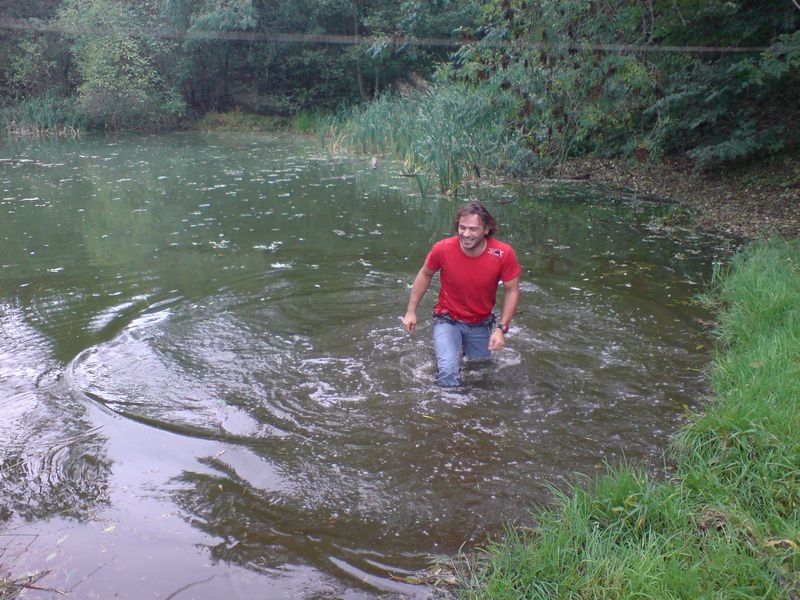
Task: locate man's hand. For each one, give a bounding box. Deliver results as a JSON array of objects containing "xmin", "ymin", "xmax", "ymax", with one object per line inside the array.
[
  {"xmin": 403, "ymin": 266, "xmax": 434, "ymax": 335},
  {"xmin": 403, "ymin": 311, "xmax": 417, "ymax": 334},
  {"xmin": 488, "ymin": 328, "xmax": 505, "ymax": 351}
]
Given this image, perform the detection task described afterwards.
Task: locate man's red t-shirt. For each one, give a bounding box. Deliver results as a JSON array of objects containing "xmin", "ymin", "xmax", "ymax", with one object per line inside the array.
[{"xmin": 425, "ymin": 236, "xmax": 521, "ymax": 323}]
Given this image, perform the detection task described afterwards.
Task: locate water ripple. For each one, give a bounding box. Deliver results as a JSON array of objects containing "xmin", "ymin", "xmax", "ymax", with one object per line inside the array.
[{"xmin": 0, "ymin": 304, "xmax": 111, "ymax": 522}]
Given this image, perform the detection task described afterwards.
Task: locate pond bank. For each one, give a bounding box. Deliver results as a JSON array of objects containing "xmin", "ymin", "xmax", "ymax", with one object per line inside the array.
[
  {"xmin": 555, "ymin": 156, "xmax": 800, "ymax": 240},
  {"xmin": 454, "ymin": 238, "xmax": 800, "ymax": 599}
]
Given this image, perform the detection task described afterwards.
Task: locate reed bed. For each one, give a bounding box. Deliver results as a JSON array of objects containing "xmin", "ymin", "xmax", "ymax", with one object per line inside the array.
[
  {"xmin": 2, "ymin": 94, "xmax": 84, "ymax": 138},
  {"xmin": 325, "ymin": 85, "xmax": 533, "ymax": 196},
  {"xmin": 456, "ymin": 239, "xmax": 800, "ymax": 599}
]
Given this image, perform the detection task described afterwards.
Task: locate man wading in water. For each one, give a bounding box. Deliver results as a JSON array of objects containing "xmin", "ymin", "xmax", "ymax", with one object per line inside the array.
[{"xmin": 402, "ymin": 201, "xmax": 521, "ymax": 388}]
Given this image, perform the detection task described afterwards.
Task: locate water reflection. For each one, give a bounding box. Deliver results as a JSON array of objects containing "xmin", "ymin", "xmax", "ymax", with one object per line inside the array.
[
  {"xmin": 0, "ymin": 132, "xmax": 734, "ymax": 597},
  {"xmin": 0, "ymin": 304, "xmax": 111, "ymax": 523}
]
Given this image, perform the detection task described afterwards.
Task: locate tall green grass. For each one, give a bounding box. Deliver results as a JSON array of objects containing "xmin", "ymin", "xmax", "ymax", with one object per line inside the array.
[
  {"xmin": 674, "ymin": 240, "xmax": 800, "ymax": 525},
  {"xmin": 2, "ymin": 93, "xmax": 85, "ymax": 137},
  {"xmin": 325, "ymin": 84, "xmax": 536, "ymax": 196},
  {"xmin": 457, "ymin": 239, "xmax": 800, "ymax": 599}
]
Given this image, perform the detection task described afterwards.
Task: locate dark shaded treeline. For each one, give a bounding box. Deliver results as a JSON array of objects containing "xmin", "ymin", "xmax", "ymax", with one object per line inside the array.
[{"xmin": 0, "ymin": 0, "xmax": 474, "ymax": 129}]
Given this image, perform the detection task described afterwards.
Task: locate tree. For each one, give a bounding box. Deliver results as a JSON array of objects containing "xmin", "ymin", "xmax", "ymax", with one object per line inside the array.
[
  {"xmin": 649, "ymin": 0, "xmax": 800, "ymax": 168},
  {"xmin": 56, "ymin": 0, "xmax": 185, "ymax": 130},
  {"xmin": 177, "ymin": 0, "xmax": 258, "ymax": 112},
  {"xmin": 445, "ymin": 0, "xmax": 799, "ymax": 168},
  {"xmin": 0, "ymin": 0, "xmax": 68, "ymax": 106}
]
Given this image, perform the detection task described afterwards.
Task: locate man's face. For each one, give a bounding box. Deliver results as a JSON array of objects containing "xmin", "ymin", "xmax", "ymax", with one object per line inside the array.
[{"xmin": 457, "ymin": 213, "xmax": 488, "ymax": 253}]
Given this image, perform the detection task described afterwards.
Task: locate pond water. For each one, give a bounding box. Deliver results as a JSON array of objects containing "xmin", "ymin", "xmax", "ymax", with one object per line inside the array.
[{"xmin": 0, "ymin": 133, "xmax": 733, "ymax": 599}]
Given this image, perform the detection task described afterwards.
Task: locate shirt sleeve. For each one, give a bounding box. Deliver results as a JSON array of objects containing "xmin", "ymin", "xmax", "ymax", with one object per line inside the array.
[
  {"xmin": 500, "ymin": 246, "xmax": 522, "ymax": 282},
  {"xmin": 425, "ymin": 241, "xmax": 443, "ymax": 272}
]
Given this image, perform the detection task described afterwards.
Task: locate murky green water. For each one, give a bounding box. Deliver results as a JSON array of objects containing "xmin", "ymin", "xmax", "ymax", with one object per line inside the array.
[{"xmin": 0, "ymin": 132, "xmax": 733, "ymax": 598}]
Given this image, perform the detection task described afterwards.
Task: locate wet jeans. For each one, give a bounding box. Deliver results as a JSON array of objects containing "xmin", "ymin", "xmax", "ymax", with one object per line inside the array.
[{"xmin": 432, "ymin": 313, "xmax": 494, "ymax": 387}]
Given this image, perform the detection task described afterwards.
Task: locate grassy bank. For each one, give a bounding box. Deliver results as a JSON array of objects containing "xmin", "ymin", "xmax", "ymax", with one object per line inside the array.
[{"xmin": 456, "ymin": 239, "xmax": 800, "ymax": 599}]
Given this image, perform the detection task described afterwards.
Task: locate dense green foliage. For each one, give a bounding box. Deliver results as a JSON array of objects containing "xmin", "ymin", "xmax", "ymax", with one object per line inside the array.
[
  {"xmin": 0, "ymin": 0, "xmax": 473, "ymax": 130},
  {"xmin": 456, "ymin": 239, "xmax": 800, "ymax": 599},
  {"xmin": 466, "ymin": 0, "xmax": 799, "ymax": 170},
  {"xmin": 1, "ymin": 1, "xmax": 798, "ymax": 173},
  {"xmin": 331, "ymin": 0, "xmax": 799, "ymax": 190},
  {"xmin": 57, "ymin": 0, "xmax": 186, "ymax": 130}
]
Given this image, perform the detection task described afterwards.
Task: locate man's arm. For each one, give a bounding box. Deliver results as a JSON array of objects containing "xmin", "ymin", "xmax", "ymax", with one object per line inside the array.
[
  {"xmin": 403, "ymin": 265, "xmax": 435, "ymax": 334},
  {"xmin": 488, "ymin": 276, "xmax": 520, "ymax": 351}
]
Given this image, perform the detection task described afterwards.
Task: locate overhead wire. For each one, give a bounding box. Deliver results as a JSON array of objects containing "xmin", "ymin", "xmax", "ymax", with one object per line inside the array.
[{"xmin": 0, "ymin": 15, "xmax": 796, "ymax": 55}]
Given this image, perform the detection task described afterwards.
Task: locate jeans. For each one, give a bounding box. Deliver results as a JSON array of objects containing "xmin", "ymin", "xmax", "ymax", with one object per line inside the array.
[{"xmin": 432, "ymin": 313, "xmax": 494, "ymax": 387}]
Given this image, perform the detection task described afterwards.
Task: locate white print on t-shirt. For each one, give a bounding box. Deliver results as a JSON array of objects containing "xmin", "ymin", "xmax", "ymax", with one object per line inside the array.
[{"xmin": 488, "ymin": 248, "xmax": 504, "ymax": 258}]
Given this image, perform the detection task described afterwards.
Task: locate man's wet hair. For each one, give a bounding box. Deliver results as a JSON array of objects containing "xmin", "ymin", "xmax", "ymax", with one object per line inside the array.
[{"xmin": 453, "ymin": 201, "xmax": 498, "ymax": 237}]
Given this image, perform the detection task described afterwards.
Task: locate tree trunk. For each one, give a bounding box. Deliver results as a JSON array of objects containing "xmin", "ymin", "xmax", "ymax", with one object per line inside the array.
[
  {"xmin": 357, "ymin": 62, "xmax": 368, "ymax": 100},
  {"xmin": 354, "ymin": 5, "xmax": 368, "ymax": 101}
]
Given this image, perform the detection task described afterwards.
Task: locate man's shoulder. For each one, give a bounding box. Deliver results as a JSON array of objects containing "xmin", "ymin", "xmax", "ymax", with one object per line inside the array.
[
  {"xmin": 426, "ymin": 236, "xmax": 458, "ymax": 269},
  {"xmin": 431, "ymin": 236, "xmax": 460, "ymax": 251}
]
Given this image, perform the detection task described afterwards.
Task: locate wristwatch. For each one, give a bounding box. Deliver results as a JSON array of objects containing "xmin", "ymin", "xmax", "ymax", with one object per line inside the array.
[{"xmin": 497, "ymin": 323, "xmax": 509, "ymax": 334}]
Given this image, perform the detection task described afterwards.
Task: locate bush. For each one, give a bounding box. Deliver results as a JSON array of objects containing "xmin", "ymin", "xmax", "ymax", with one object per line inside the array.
[{"xmin": 76, "ymin": 86, "xmax": 185, "ymax": 131}]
